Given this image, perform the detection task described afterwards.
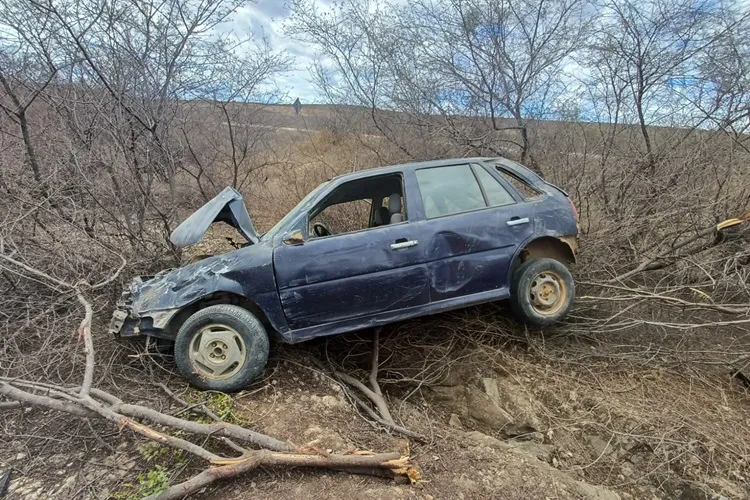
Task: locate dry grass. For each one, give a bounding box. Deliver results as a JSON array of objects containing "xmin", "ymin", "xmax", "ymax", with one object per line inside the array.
[{"xmin": 1, "ymin": 100, "xmax": 749, "ymax": 498}]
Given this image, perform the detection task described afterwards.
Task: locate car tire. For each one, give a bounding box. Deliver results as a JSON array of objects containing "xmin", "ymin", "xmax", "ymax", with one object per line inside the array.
[
  {"xmin": 174, "ymin": 304, "xmax": 269, "ymax": 392},
  {"xmin": 510, "ymin": 258, "xmax": 575, "ymax": 326}
]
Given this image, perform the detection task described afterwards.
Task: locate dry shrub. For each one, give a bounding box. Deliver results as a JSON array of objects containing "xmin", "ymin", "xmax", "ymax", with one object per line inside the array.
[
  {"xmin": 309, "ymin": 298, "xmax": 750, "ymax": 496},
  {"xmin": 250, "ymin": 122, "xmax": 750, "ymax": 496},
  {"xmin": 1, "ymin": 74, "xmax": 749, "ymax": 499}
]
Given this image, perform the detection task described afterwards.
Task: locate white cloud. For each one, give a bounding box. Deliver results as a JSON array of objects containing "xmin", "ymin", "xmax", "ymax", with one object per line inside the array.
[{"xmin": 229, "ymin": 0, "xmax": 323, "ymax": 103}]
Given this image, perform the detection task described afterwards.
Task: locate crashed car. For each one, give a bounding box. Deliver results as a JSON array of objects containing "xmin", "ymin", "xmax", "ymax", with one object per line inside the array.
[{"xmin": 110, "ymin": 157, "xmax": 579, "ymax": 392}]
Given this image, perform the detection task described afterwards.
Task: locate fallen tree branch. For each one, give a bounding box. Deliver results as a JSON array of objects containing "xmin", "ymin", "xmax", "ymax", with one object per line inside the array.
[
  {"xmin": 610, "ymin": 225, "xmax": 717, "ymax": 282},
  {"xmin": 326, "ymin": 328, "xmax": 426, "ymax": 442},
  {"xmin": 2, "ymin": 377, "xmax": 295, "ymax": 452},
  {"xmin": 610, "ymin": 215, "xmax": 749, "ymax": 283},
  {"xmin": 0, "ymin": 257, "xmax": 418, "ymax": 497},
  {"xmin": 579, "ymin": 281, "xmax": 750, "ymax": 315},
  {"xmin": 337, "ymin": 328, "xmax": 392, "ymax": 421},
  {"xmin": 154, "ymin": 381, "xmax": 267, "ymax": 454},
  {"xmin": 0, "ymin": 401, "xmax": 23, "ymax": 410},
  {"xmin": 3, "ymin": 378, "xmax": 420, "ymax": 493},
  {"xmin": 149, "ymin": 451, "xmax": 410, "ymax": 500},
  {"xmin": 368, "ymin": 327, "xmax": 392, "ymax": 422},
  {"xmin": 0, "ymin": 382, "xmax": 96, "ymax": 418},
  {"xmin": 76, "ymin": 291, "xmax": 95, "ymax": 397},
  {"xmin": 346, "ymin": 388, "xmax": 428, "ymax": 442}
]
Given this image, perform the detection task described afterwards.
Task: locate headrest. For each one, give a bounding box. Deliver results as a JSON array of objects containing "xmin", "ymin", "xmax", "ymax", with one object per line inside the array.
[
  {"xmin": 388, "ymin": 193, "xmax": 402, "ymax": 213},
  {"xmin": 374, "ymin": 206, "xmax": 390, "ymax": 225}
]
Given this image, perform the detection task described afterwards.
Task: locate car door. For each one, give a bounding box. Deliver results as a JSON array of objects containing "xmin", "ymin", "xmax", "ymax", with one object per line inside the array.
[
  {"xmin": 272, "ymin": 172, "xmax": 429, "ymax": 330},
  {"xmin": 415, "ymin": 162, "xmax": 534, "ymax": 302}
]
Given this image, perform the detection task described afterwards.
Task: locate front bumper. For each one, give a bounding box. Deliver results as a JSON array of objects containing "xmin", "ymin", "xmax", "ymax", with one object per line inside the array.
[
  {"xmin": 109, "ymin": 280, "xmax": 136, "ymax": 335},
  {"xmin": 109, "ymin": 276, "xmax": 181, "ymax": 339}
]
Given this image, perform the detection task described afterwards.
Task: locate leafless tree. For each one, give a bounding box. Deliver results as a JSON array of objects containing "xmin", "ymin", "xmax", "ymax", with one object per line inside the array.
[
  {"xmin": 587, "ymin": 0, "xmax": 726, "ymax": 173},
  {"xmin": 288, "ymin": 0, "xmax": 593, "ymax": 167},
  {"xmin": 0, "ymin": 2, "xmax": 63, "ymax": 199},
  {"xmin": 689, "ymin": 4, "xmax": 750, "ymax": 152},
  {"xmin": 0, "ymin": 0, "xmax": 290, "ymax": 253},
  {"xmin": 286, "ymin": 0, "xmax": 419, "ymax": 159},
  {"xmin": 178, "ymin": 40, "xmax": 292, "ymax": 201},
  {"xmin": 400, "ymin": 0, "xmax": 593, "ymax": 165}
]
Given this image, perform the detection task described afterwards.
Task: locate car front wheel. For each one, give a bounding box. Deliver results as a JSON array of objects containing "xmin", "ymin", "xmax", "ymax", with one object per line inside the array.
[
  {"xmin": 510, "ymin": 258, "xmax": 575, "ymax": 326},
  {"xmin": 174, "ymin": 304, "xmax": 269, "ymax": 392}
]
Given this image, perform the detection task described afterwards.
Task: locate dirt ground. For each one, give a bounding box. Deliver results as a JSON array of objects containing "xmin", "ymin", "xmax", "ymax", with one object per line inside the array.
[
  {"xmin": 3, "ymin": 302, "xmax": 749, "ymax": 499},
  {"xmin": 2, "ymin": 185, "xmax": 748, "ymax": 499}
]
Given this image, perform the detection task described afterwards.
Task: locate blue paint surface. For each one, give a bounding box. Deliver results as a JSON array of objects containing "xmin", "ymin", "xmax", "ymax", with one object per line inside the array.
[{"xmin": 113, "ymin": 157, "xmax": 578, "ymax": 343}]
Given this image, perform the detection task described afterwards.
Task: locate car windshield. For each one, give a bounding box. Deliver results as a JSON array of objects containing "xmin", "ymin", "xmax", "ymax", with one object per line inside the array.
[{"xmin": 260, "ymin": 181, "xmax": 329, "ymax": 241}]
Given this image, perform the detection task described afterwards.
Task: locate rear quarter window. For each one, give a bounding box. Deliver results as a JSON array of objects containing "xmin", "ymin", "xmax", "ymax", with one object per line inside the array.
[{"xmin": 496, "ymin": 168, "xmax": 543, "ymax": 200}]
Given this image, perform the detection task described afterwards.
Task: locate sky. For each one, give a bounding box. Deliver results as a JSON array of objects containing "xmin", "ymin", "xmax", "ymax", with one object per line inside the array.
[
  {"xmin": 231, "ymin": 0, "xmax": 323, "ymax": 103},
  {"xmin": 228, "ymin": 0, "xmax": 733, "ymax": 127}
]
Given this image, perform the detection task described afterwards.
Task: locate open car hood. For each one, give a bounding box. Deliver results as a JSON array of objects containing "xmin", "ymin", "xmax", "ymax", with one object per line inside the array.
[{"xmin": 170, "ymin": 187, "xmax": 259, "ymax": 248}]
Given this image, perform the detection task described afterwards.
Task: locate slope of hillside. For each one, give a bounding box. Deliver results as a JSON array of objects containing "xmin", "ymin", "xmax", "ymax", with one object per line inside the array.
[{"xmin": 1, "ymin": 124, "xmax": 749, "ymax": 500}]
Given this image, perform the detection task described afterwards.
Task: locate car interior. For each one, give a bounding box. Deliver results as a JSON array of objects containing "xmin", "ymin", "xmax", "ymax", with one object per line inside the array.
[{"xmin": 308, "ymin": 173, "xmax": 405, "ymax": 237}]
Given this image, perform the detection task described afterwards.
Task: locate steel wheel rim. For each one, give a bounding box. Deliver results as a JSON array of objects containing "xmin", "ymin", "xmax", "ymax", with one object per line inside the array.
[
  {"xmin": 529, "ymin": 270, "xmax": 567, "ymax": 316},
  {"xmin": 188, "ymin": 324, "xmax": 247, "ymax": 380}
]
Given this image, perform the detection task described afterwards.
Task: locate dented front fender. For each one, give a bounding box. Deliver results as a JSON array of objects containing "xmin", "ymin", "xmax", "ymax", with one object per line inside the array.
[{"xmin": 111, "ymin": 242, "xmax": 288, "ymax": 338}]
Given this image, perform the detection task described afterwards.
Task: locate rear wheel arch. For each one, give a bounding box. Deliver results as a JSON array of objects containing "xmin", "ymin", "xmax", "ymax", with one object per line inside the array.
[
  {"xmin": 509, "ymin": 235, "xmax": 576, "ymax": 285},
  {"xmin": 513, "ymin": 235, "xmax": 576, "ymax": 268}
]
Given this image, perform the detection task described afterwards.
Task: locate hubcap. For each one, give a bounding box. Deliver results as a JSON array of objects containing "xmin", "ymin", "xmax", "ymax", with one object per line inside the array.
[
  {"xmin": 529, "ymin": 271, "xmax": 567, "ymax": 316},
  {"xmin": 188, "ymin": 324, "xmax": 246, "ymax": 380}
]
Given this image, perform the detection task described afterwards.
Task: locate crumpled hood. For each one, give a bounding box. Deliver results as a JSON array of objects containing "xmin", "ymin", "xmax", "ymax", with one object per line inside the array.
[{"xmin": 170, "ymin": 187, "xmax": 259, "ymax": 248}]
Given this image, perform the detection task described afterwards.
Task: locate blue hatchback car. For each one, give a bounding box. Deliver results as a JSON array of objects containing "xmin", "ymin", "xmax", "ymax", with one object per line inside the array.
[{"xmin": 111, "ymin": 157, "xmax": 579, "ymax": 391}]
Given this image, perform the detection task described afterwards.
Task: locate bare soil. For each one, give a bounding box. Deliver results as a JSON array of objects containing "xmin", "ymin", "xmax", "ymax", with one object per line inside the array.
[
  {"xmin": 4, "ymin": 303, "xmax": 748, "ymax": 499},
  {"xmin": 1, "ymin": 123, "xmax": 748, "ymax": 500}
]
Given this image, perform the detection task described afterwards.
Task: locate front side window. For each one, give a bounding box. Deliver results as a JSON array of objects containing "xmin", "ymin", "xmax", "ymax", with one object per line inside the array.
[
  {"xmin": 312, "ymin": 199, "xmax": 372, "ymax": 234},
  {"xmin": 416, "ymin": 165, "xmax": 486, "ymax": 219},
  {"xmin": 308, "ymin": 173, "xmax": 406, "ymax": 238},
  {"xmin": 262, "ymin": 181, "xmax": 329, "ymax": 241}
]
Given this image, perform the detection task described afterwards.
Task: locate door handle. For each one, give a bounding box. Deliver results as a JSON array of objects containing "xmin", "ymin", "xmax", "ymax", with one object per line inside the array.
[
  {"xmin": 390, "ymin": 240, "xmax": 418, "ymax": 250},
  {"xmin": 506, "ymin": 217, "xmax": 530, "ymax": 226}
]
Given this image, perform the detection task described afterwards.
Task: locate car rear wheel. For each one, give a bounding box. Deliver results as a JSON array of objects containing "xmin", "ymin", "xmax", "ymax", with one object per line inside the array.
[
  {"xmin": 174, "ymin": 304, "xmax": 269, "ymax": 392},
  {"xmin": 510, "ymin": 258, "xmax": 575, "ymax": 326}
]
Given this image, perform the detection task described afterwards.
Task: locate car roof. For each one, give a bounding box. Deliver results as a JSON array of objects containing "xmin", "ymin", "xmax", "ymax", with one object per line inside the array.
[{"xmin": 328, "ymin": 157, "xmax": 507, "ymax": 183}]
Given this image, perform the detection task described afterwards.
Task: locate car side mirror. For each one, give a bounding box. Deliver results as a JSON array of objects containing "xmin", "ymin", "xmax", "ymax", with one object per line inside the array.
[{"xmin": 283, "ymin": 230, "xmax": 305, "ymax": 246}]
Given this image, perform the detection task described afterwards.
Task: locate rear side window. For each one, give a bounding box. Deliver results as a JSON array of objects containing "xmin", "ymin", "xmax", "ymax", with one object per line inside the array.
[
  {"xmin": 416, "ymin": 165, "xmax": 485, "ymax": 218},
  {"xmin": 473, "ymin": 166, "xmax": 515, "ymax": 207},
  {"xmin": 496, "ymin": 168, "xmax": 543, "ymax": 200}
]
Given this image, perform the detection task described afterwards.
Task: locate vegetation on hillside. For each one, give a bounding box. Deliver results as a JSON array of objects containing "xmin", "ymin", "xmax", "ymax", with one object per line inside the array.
[{"xmin": 1, "ymin": 0, "xmax": 749, "ymax": 498}]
